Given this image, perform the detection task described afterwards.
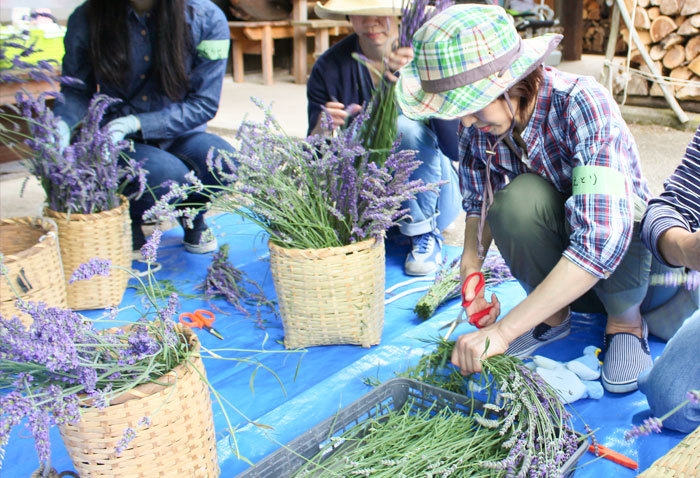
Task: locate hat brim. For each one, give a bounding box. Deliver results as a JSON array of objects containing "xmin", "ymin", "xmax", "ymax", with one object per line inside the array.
[
  {"xmin": 397, "ymin": 33, "xmax": 562, "ymax": 121},
  {"xmin": 314, "ymin": 2, "xmax": 400, "ymax": 21}
]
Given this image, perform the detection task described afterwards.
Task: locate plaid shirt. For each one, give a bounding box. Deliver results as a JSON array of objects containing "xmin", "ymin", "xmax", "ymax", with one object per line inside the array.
[
  {"xmin": 458, "ymin": 67, "xmax": 651, "ymax": 279},
  {"xmin": 641, "ymin": 125, "xmax": 700, "ymax": 266}
]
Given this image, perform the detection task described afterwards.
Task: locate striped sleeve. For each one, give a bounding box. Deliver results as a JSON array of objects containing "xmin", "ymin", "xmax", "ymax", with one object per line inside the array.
[{"xmin": 641, "ymin": 125, "xmax": 700, "ymax": 266}]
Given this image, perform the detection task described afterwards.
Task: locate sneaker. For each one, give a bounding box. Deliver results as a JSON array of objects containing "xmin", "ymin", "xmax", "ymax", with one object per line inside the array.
[
  {"xmin": 183, "ymin": 227, "xmax": 218, "ymax": 254},
  {"xmin": 404, "ymin": 230, "xmax": 443, "ymax": 276},
  {"xmin": 601, "ymin": 318, "xmax": 652, "ymax": 394},
  {"xmin": 506, "ymin": 312, "xmax": 571, "ymax": 358}
]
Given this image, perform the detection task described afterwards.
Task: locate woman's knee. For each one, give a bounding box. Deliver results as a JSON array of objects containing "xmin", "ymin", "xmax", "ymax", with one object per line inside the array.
[{"xmin": 489, "ymin": 174, "xmax": 565, "ymax": 235}]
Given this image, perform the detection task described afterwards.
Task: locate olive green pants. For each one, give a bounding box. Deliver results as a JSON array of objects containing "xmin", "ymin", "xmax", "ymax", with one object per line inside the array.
[{"xmin": 487, "ymin": 173, "xmax": 677, "ymax": 316}]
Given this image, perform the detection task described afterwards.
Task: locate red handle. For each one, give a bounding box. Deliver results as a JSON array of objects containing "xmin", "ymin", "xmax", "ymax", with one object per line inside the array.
[
  {"xmin": 588, "ymin": 444, "xmax": 638, "ymax": 470},
  {"xmin": 462, "ymin": 272, "xmax": 492, "ymax": 328}
]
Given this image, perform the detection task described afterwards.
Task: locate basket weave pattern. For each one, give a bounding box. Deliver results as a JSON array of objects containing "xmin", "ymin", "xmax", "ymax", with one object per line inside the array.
[
  {"xmin": 269, "ymin": 238, "xmax": 385, "ymax": 349},
  {"xmin": 59, "ymin": 328, "xmax": 219, "ymax": 477},
  {"xmin": 44, "ymin": 198, "xmax": 131, "ymax": 310},
  {"xmin": 640, "ymin": 424, "xmax": 700, "ymax": 477},
  {"xmin": 0, "ymin": 216, "xmax": 66, "ymax": 325}
]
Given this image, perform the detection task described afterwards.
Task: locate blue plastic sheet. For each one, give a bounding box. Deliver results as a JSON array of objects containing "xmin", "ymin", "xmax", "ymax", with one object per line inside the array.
[{"xmin": 2, "ymin": 214, "xmax": 685, "ymax": 477}]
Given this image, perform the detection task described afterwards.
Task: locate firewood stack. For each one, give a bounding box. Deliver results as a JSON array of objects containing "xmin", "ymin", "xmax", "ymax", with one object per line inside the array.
[{"xmin": 608, "ymin": 0, "xmax": 700, "ymax": 101}]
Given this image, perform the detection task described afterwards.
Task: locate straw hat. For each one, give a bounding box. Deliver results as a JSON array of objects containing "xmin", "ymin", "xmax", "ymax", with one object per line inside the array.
[
  {"xmin": 314, "ymin": 0, "xmax": 402, "ymax": 21},
  {"xmin": 395, "ymin": 4, "xmax": 562, "ymax": 120}
]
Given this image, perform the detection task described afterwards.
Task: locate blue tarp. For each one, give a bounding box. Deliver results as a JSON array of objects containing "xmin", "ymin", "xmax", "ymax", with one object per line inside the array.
[{"xmin": 3, "ymin": 213, "xmax": 685, "ymax": 477}]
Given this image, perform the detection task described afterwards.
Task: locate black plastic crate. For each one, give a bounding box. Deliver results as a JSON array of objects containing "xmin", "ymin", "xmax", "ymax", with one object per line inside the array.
[{"xmin": 236, "ymin": 377, "xmax": 587, "ymax": 477}]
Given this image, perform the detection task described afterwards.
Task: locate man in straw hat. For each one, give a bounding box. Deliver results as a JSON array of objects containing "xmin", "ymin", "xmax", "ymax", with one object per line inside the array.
[
  {"xmin": 308, "ymin": 0, "xmax": 462, "ymax": 276},
  {"xmin": 395, "ymin": 3, "xmax": 680, "ymax": 393}
]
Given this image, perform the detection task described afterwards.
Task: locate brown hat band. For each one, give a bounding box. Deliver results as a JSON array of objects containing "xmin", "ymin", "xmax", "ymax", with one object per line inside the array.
[{"xmin": 420, "ymin": 38, "xmax": 524, "ymax": 94}]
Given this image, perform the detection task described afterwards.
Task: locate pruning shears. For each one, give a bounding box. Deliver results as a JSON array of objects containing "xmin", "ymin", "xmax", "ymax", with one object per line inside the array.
[{"xmin": 440, "ymin": 272, "xmax": 493, "ymax": 340}]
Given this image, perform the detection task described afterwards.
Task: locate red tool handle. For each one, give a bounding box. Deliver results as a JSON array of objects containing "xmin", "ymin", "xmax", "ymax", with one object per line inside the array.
[
  {"xmin": 462, "ymin": 272, "xmax": 493, "ymax": 328},
  {"xmin": 588, "ymin": 444, "xmax": 638, "ymax": 470}
]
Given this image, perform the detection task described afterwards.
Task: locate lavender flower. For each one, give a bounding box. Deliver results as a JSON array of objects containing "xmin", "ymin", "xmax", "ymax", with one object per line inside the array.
[
  {"xmin": 625, "ymin": 388, "xmax": 700, "ymax": 440},
  {"xmin": 649, "ymin": 270, "xmax": 700, "ymax": 290},
  {"xmin": 139, "ymin": 229, "xmax": 163, "ymax": 264},
  {"xmin": 625, "ymin": 417, "xmax": 663, "ymax": 439},
  {"xmin": 69, "ymin": 257, "xmax": 112, "ymax": 283}
]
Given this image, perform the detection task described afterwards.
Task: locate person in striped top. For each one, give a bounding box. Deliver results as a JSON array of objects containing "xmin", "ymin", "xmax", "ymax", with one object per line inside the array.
[
  {"xmin": 637, "ymin": 124, "xmax": 700, "ymax": 433},
  {"xmin": 394, "ymin": 3, "xmax": 679, "ymax": 393}
]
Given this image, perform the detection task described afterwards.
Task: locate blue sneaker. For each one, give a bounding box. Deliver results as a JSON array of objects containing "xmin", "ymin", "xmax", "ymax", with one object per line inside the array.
[{"xmin": 404, "ymin": 230, "xmax": 443, "ymax": 276}]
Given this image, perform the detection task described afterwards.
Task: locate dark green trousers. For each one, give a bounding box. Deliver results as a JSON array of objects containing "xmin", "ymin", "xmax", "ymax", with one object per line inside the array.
[{"xmin": 487, "ymin": 173, "xmax": 677, "ymax": 316}]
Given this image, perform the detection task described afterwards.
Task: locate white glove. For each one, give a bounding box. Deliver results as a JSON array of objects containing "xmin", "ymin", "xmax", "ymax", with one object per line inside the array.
[
  {"xmin": 56, "ymin": 119, "xmax": 70, "ymax": 151},
  {"xmin": 105, "ymin": 115, "xmax": 141, "ymax": 143}
]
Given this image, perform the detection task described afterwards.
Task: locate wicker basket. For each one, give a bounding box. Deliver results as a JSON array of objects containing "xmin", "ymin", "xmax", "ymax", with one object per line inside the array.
[
  {"xmin": 0, "ymin": 216, "xmax": 66, "ymax": 325},
  {"xmin": 59, "ymin": 327, "xmax": 219, "ymax": 477},
  {"xmin": 44, "ymin": 197, "xmax": 131, "ymax": 310},
  {"xmin": 639, "ymin": 424, "xmax": 700, "ymax": 477},
  {"xmin": 269, "ymin": 237, "xmax": 385, "ymax": 349}
]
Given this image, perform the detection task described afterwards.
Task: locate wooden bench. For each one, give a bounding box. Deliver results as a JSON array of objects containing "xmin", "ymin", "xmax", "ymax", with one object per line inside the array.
[
  {"xmin": 228, "ymin": 19, "xmax": 352, "ymax": 86},
  {"xmin": 228, "ymin": 20, "xmax": 294, "ymax": 86},
  {"xmin": 291, "ymin": 19, "xmax": 352, "ymax": 60}
]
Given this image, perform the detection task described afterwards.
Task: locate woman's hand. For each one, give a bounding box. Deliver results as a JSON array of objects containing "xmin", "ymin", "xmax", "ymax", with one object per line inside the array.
[
  {"xmin": 312, "ymin": 101, "xmax": 362, "ymax": 134},
  {"xmin": 451, "ymin": 322, "xmax": 509, "ymax": 375},
  {"xmin": 659, "ymin": 227, "xmax": 700, "ymax": 270},
  {"xmin": 384, "ymin": 46, "xmax": 414, "ymax": 82}
]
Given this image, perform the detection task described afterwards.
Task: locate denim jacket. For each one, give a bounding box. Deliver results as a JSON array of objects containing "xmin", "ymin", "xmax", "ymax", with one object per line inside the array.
[{"xmin": 53, "ymin": 0, "xmax": 230, "ymax": 146}]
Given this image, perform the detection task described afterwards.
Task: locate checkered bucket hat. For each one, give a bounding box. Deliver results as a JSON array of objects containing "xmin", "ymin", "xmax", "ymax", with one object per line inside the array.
[{"xmin": 396, "ymin": 4, "xmax": 562, "ymax": 120}]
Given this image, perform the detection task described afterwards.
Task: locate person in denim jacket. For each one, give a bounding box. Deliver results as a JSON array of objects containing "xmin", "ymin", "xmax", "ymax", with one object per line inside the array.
[{"xmin": 53, "ymin": 0, "xmax": 234, "ymax": 254}]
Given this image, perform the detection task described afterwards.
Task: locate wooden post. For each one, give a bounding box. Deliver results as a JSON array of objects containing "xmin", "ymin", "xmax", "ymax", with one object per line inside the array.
[
  {"xmin": 261, "ymin": 24, "xmax": 274, "ymax": 86},
  {"xmin": 602, "ymin": 1, "xmax": 621, "ymax": 92},
  {"xmin": 560, "ymin": 0, "xmax": 584, "ymax": 61},
  {"xmin": 292, "ymin": 0, "xmax": 309, "ymax": 84}
]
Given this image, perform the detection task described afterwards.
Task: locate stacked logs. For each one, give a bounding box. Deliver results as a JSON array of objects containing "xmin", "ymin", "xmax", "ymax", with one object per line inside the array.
[
  {"xmin": 584, "ymin": 0, "xmax": 699, "ymax": 101},
  {"xmin": 619, "ymin": 0, "xmax": 700, "ymax": 100}
]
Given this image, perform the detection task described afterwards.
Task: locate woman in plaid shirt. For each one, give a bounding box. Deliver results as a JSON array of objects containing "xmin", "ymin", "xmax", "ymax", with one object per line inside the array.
[{"xmin": 395, "ymin": 3, "xmax": 679, "ymax": 393}]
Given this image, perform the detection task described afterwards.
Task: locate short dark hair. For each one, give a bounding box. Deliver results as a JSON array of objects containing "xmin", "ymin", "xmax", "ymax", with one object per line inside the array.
[{"xmin": 508, "ymin": 66, "xmax": 543, "ymax": 127}]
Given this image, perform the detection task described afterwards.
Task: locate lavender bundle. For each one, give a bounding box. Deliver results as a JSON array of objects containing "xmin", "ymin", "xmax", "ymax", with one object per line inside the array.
[
  {"xmin": 356, "ymin": 0, "xmax": 454, "ymax": 167},
  {"xmin": 301, "ymin": 349, "xmax": 581, "ymax": 477},
  {"xmin": 203, "ymin": 243, "xmax": 276, "ymax": 325},
  {"xmin": 12, "ymin": 93, "xmax": 146, "ymax": 214},
  {"xmin": 414, "ymin": 251, "xmax": 515, "ymax": 321},
  {"xmin": 649, "ymin": 269, "xmax": 700, "ymax": 290},
  {"xmin": 146, "ymin": 99, "xmax": 433, "ymax": 249}
]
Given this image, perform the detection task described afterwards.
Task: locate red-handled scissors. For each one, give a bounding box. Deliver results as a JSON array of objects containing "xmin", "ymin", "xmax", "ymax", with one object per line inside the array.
[
  {"xmin": 440, "ymin": 272, "xmax": 494, "ymax": 340},
  {"xmin": 179, "ymin": 309, "xmax": 224, "ymax": 340}
]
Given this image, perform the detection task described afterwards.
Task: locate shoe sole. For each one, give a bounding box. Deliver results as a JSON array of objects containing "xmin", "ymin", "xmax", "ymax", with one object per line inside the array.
[
  {"xmin": 601, "ymin": 375, "xmax": 638, "ymax": 394},
  {"xmin": 183, "ymin": 240, "xmax": 218, "ymax": 254}
]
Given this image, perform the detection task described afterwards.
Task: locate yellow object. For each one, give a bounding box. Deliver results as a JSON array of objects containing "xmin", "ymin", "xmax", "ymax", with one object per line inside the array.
[{"xmin": 0, "ymin": 25, "xmax": 66, "ymax": 69}]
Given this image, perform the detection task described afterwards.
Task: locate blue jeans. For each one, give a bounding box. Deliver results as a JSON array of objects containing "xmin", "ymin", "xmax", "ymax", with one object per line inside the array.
[
  {"xmin": 395, "ymin": 115, "xmax": 461, "ymax": 237},
  {"xmin": 638, "ymin": 311, "xmax": 700, "ymax": 433},
  {"xmin": 122, "ymin": 131, "xmax": 235, "ymax": 246}
]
